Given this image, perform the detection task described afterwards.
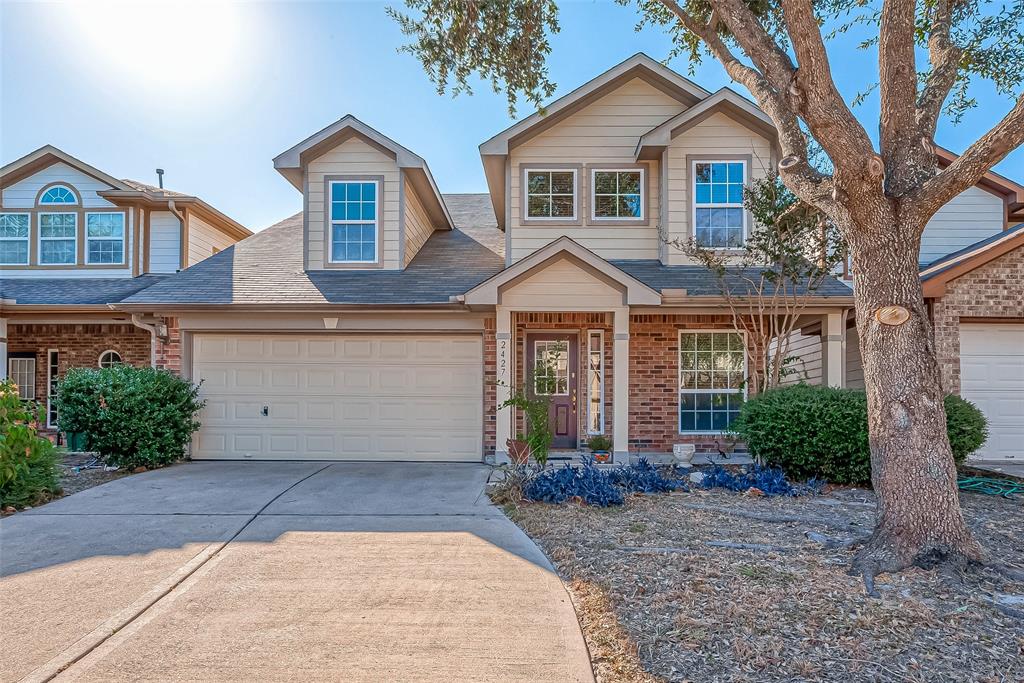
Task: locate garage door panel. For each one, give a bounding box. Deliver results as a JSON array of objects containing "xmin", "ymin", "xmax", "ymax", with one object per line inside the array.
[
  {"xmin": 191, "ymin": 334, "xmax": 483, "ymax": 461},
  {"xmin": 960, "ymin": 323, "xmax": 1024, "ymax": 461}
]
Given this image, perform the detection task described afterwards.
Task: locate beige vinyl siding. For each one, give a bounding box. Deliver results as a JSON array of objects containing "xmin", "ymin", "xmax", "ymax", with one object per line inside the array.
[
  {"xmin": 846, "ymin": 327, "xmax": 864, "ymax": 389},
  {"xmin": 1, "ymin": 162, "xmax": 116, "ymax": 208},
  {"xmin": 508, "ymin": 77, "xmax": 684, "ymax": 263},
  {"xmin": 306, "ymin": 137, "xmax": 401, "ymax": 270},
  {"xmin": 149, "ymin": 211, "xmax": 181, "ymax": 273},
  {"xmin": 500, "ymin": 258, "xmax": 624, "ymax": 308},
  {"xmin": 777, "ymin": 330, "xmax": 823, "ymax": 385},
  {"xmin": 403, "ymin": 175, "xmax": 435, "ymax": 267},
  {"xmin": 664, "ymin": 112, "xmax": 773, "ymax": 265},
  {"xmin": 187, "ymin": 213, "xmax": 236, "ymax": 266},
  {"xmin": 919, "ymin": 185, "xmax": 1005, "ymax": 265}
]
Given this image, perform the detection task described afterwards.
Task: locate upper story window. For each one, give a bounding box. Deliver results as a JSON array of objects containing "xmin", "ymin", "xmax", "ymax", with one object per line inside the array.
[
  {"xmin": 0, "ymin": 213, "xmax": 31, "ymax": 265},
  {"xmin": 693, "ymin": 160, "xmax": 746, "ymax": 249},
  {"xmin": 329, "ymin": 180, "xmax": 378, "ymax": 263},
  {"xmin": 525, "ymin": 169, "xmax": 576, "ymax": 219},
  {"xmin": 38, "ymin": 184, "xmax": 78, "ymax": 205},
  {"xmin": 592, "ymin": 169, "xmax": 643, "ymax": 220},
  {"xmin": 39, "ymin": 212, "xmax": 77, "ymax": 265},
  {"xmin": 86, "ymin": 212, "xmax": 126, "ymax": 264}
]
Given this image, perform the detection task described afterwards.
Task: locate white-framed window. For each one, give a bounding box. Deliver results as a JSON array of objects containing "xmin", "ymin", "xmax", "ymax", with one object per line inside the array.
[
  {"xmin": 586, "ymin": 330, "xmax": 604, "ymax": 434},
  {"xmin": 47, "ymin": 350, "xmax": 59, "ymax": 428},
  {"xmin": 591, "ymin": 169, "xmax": 644, "ymax": 220},
  {"xmin": 524, "ymin": 169, "xmax": 576, "ymax": 219},
  {"xmin": 9, "ymin": 357, "xmax": 36, "ymax": 400},
  {"xmin": 679, "ymin": 330, "xmax": 746, "ymax": 433},
  {"xmin": 38, "ymin": 184, "xmax": 78, "ymax": 205},
  {"xmin": 328, "ymin": 180, "xmax": 378, "ymax": 263},
  {"xmin": 0, "ymin": 213, "xmax": 30, "ymax": 265},
  {"xmin": 533, "ymin": 339, "xmax": 570, "ymax": 396},
  {"xmin": 39, "ymin": 212, "xmax": 77, "ymax": 265},
  {"xmin": 692, "ymin": 160, "xmax": 746, "ymax": 248},
  {"xmin": 98, "ymin": 350, "xmax": 123, "ymax": 368},
  {"xmin": 85, "ymin": 212, "xmax": 126, "ymax": 264}
]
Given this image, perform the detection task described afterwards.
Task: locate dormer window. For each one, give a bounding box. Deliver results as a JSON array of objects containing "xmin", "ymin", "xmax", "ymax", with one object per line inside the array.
[
  {"xmin": 38, "ymin": 184, "xmax": 78, "ymax": 205},
  {"xmin": 328, "ymin": 179, "xmax": 378, "ymax": 264},
  {"xmin": 692, "ymin": 160, "xmax": 746, "ymax": 248}
]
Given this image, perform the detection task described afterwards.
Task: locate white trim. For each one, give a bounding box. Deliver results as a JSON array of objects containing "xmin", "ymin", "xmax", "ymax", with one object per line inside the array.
[
  {"xmin": 84, "ymin": 211, "xmax": 127, "ymax": 265},
  {"xmin": 677, "ymin": 328, "xmax": 747, "ymax": 434},
  {"xmin": 590, "ymin": 168, "xmax": 645, "ymax": 221},
  {"xmin": 38, "ymin": 212, "xmax": 78, "ymax": 265},
  {"xmin": 98, "ymin": 349, "xmax": 123, "ymax": 368},
  {"xmin": 0, "ymin": 212, "xmax": 31, "ymax": 265},
  {"xmin": 9, "ymin": 357, "xmax": 36, "ymax": 400},
  {"xmin": 38, "ymin": 183, "xmax": 80, "ymax": 205},
  {"xmin": 586, "ymin": 329, "xmax": 605, "ymax": 435},
  {"xmin": 47, "ymin": 349, "xmax": 58, "ymax": 428},
  {"xmin": 690, "ymin": 159, "xmax": 747, "ymax": 250},
  {"xmin": 327, "ymin": 179, "xmax": 380, "ymax": 264},
  {"xmin": 522, "ymin": 167, "xmax": 578, "ymax": 221}
]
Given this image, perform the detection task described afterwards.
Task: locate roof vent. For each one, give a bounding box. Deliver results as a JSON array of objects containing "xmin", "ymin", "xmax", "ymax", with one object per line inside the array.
[{"xmin": 156, "ymin": 168, "xmax": 164, "ymax": 189}]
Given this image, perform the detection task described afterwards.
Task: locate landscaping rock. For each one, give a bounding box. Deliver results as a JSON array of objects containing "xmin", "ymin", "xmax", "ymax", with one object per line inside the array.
[{"xmin": 688, "ymin": 471, "xmax": 705, "ymax": 485}]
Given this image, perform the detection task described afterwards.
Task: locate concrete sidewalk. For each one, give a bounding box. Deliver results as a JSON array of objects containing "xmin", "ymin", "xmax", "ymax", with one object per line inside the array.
[{"xmin": 0, "ymin": 462, "xmax": 593, "ymax": 683}]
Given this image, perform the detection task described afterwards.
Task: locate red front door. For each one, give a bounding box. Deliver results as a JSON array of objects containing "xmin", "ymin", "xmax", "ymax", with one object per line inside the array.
[{"xmin": 527, "ymin": 333, "xmax": 578, "ymax": 449}]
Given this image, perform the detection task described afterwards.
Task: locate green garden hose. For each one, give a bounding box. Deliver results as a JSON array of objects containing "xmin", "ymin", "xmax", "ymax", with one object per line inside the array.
[{"xmin": 957, "ymin": 476, "xmax": 1024, "ymax": 499}]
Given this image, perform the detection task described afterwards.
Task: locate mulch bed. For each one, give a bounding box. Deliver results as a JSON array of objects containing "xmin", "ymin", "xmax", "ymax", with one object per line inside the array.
[
  {"xmin": 57, "ymin": 452, "xmax": 129, "ymax": 497},
  {"xmin": 507, "ymin": 484, "xmax": 1024, "ymax": 682}
]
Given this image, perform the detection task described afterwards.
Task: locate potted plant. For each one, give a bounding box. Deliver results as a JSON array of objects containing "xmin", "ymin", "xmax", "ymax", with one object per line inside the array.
[
  {"xmin": 586, "ymin": 435, "xmax": 613, "ymax": 463},
  {"xmin": 496, "ymin": 368, "xmax": 553, "ymax": 467},
  {"xmin": 506, "ymin": 435, "xmax": 531, "ymax": 464}
]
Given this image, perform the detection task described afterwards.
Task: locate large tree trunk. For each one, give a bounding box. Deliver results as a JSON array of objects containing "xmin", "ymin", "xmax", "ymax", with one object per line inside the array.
[{"xmin": 845, "ymin": 218, "xmax": 983, "ymax": 589}]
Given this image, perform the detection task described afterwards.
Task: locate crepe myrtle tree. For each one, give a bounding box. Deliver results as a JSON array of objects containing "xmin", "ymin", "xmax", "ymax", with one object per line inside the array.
[{"xmin": 387, "ymin": 0, "xmax": 1024, "ymax": 586}]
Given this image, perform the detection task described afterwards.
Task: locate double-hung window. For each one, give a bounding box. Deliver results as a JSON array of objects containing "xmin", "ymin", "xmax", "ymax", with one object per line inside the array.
[
  {"xmin": 329, "ymin": 180, "xmax": 378, "ymax": 264},
  {"xmin": 39, "ymin": 213, "xmax": 77, "ymax": 265},
  {"xmin": 525, "ymin": 169, "xmax": 575, "ymax": 219},
  {"xmin": 592, "ymin": 169, "xmax": 643, "ymax": 220},
  {"xmin": 693, "ymin": 160, "xmax": 746, "ymax": 248},
  {"xmin": 0, "ymin": 213, "xmax": 30, "ymax": 265},
  {"xmin": 85, "ymin": 213, "xmax": 126, "ymax": 264},
  {"xmin": 9, "ymin": 357, "xmax": 36, "ymax": 401},
  {"xmin": 679, "ymin": 331, "xmax": 745, "ymax": 432}
]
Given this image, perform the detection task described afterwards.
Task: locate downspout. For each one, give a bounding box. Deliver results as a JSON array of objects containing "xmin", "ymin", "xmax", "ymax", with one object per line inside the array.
[
  {"xmin": 131, "ymin": 314, "xmax": 165, "ymax": 369},
  {"xmin": 168, "ymin": 199, "xmax": 186, "ymax": 271}
]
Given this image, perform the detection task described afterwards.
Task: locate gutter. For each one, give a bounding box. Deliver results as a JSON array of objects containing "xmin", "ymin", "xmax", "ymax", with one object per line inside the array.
[{"xmin": 130, "ymin": 314, "xmax": 169, "ymax": 369}]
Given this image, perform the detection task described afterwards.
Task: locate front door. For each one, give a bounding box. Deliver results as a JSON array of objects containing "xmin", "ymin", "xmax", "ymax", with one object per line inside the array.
[{"xmin": 527, "ymin": 334, "xmax": 578, "ymax": 449}]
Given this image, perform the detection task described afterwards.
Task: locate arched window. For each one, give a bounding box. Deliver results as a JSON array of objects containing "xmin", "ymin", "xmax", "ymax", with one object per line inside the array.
[
  {"xmin": 38, "ymin": 185, "xmax": 78, "ymax": 205},
  {"xmin": 98, "ymin": 350, "xmax": 123, "ymax": 368}
]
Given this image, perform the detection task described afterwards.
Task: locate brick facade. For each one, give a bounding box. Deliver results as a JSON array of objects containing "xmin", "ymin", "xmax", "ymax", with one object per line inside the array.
[
  {"xmin": 7, "ymin": 323, "xmax": 152, "ymax": 431},
  {"xmin": 932, "ymin": 245, "xmax": 1024, "ymax": 393},
  {"xmin": 154, "ymin": 317, "xmax": 182, "ymax": 373}
]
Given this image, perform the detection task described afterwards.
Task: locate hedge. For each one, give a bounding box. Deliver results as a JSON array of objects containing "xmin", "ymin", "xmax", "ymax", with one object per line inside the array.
[{"xmin": 1, "ymin": 380, "xmax": 62, "ymax": 508}]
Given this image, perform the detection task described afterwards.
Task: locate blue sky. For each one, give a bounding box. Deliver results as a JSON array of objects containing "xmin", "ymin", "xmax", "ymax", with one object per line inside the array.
[{"xmin": 2, "ymin": 1, "xmax": 1021, "ymax": 231}]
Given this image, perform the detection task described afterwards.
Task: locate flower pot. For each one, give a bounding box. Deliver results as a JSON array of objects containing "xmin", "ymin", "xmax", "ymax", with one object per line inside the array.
[
  {"xmin": 506, "ymin": 438, "xmax": 530, "ymax": 465},
  {"xmin": 591, "ymin": 450, "xmax": 611, "ymax": 463}
]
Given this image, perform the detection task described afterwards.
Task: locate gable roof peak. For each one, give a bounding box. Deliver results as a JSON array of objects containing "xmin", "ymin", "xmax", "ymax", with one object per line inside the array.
[{"xmin": 0, "ymin": 144, "xmax": 132, "ymax": 191}]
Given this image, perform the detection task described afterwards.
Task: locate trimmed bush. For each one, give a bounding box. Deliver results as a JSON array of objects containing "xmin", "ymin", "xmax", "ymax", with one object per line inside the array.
[
  {"xmin": 732, "ymin": 384, "xmax": 988, "ymax": 485},
  {"xmin": 55, "ymin": 366, "xmax": 204, "ymax": 469},
  {"xmin": 1, "ymin": 380, "xmax": 61, "ymax": 508}
]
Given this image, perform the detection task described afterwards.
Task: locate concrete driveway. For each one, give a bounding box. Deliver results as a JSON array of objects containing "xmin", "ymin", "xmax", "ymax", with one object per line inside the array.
[{"xmin": 0, "ymin": 462, "xmax": 593, "ymax": 682}]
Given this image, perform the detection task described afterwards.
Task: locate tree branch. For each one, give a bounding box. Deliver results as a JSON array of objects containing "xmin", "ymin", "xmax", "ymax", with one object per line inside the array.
[
  {"xmin": 878, "ymin": 0, "xmax": 920, "ymax": 194},
  {"xmin": 916, "ymin": 0, "xmax": 962, "ymax": 139},
  {"xmin": 911, "ymin": 93, "xmax": 1024, "ymax": 220}
]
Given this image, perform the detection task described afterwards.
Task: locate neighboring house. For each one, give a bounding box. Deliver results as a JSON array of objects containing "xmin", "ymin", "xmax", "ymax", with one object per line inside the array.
[
  {"xmin": 0, "ymin": 145, "xmax": 251, "ymax": 431},
  {"xmin": 782, "ymin": 157, "xmax": 1024, "ymax": 462},
  {"xmin": 107, "ymin": 54, "xmax": 853, "ymax": 464}
]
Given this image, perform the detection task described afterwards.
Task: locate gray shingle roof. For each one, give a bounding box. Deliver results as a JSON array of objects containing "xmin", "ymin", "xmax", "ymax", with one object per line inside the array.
[
  {"xmin": 611, "ymin": 260, "xmax": 854, "ymax": 298},
  {"xmin": 1, "ymin": 275, "xmax": 169, "ymax": 306},
  {"xmin": 121, "ymin": 195, "xmax": 506, "ymax": 306}
]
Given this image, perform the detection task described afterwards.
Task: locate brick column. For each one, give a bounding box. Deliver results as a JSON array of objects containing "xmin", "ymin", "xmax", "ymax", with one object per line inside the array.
[{"xmin": 155, "ymin": 317, "xmax": 182, "ymax": 374}]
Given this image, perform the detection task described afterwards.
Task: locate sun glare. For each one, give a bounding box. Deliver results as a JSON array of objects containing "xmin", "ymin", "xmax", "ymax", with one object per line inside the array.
[{"xmin": 62, "ymin": 1, "xmax": 249, "ymax": 92}]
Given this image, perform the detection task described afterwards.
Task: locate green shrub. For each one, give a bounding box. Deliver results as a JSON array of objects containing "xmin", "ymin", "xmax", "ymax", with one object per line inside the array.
[
  {"xmin": 55, "ymin": 366, "xmax": 204, "ymax": 469},
  {"xmin": 1, "ymin": 380, "xmax": 62, "ymax": 508},
  {"xmin": 732, "ymin": 384, "xmax": 988, "ymax": 485}
]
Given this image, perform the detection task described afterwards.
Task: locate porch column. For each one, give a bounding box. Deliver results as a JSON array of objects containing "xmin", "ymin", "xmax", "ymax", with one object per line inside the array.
[
  {"xmin": 0, "ymin": 318, "xmax": 7, "ymax": 381},
  {"xmin": 612, "ymin": 307, "xmax": 630, "ymax": 464},
  {"xmin": 494, "ymin": 306, "xmax": 512, "ymax": 463},
  {"xmin": 822, "ymin": 312, "xmax": 845, "ymax": 388}
]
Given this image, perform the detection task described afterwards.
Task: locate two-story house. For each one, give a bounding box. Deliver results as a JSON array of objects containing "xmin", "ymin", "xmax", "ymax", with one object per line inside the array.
[
  {"xmin": 31, "ymin": 53, "xmax": 1019, "ymax": 464},
  {"xmin": 0, "ymin": 145, "xmax": 251, "ymax": 431}
]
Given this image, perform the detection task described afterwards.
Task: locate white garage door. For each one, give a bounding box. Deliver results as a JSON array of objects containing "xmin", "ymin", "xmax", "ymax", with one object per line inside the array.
[
  {"xmin": 191, "ymin": 334, "xmax": 483, "ymax": 461},
  {"xmin": 960, "ymin": 323, "xmax": 1024, "ymax": 461}
]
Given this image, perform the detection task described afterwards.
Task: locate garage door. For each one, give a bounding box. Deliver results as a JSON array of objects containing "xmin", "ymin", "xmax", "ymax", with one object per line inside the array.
[
  {"xmin": 191, "ymin": 334, "xmax": 483, "ymax": 461},
  {"xmin": 960, "ymin": 323, "xmax": 1024, "ymax": 461}
]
